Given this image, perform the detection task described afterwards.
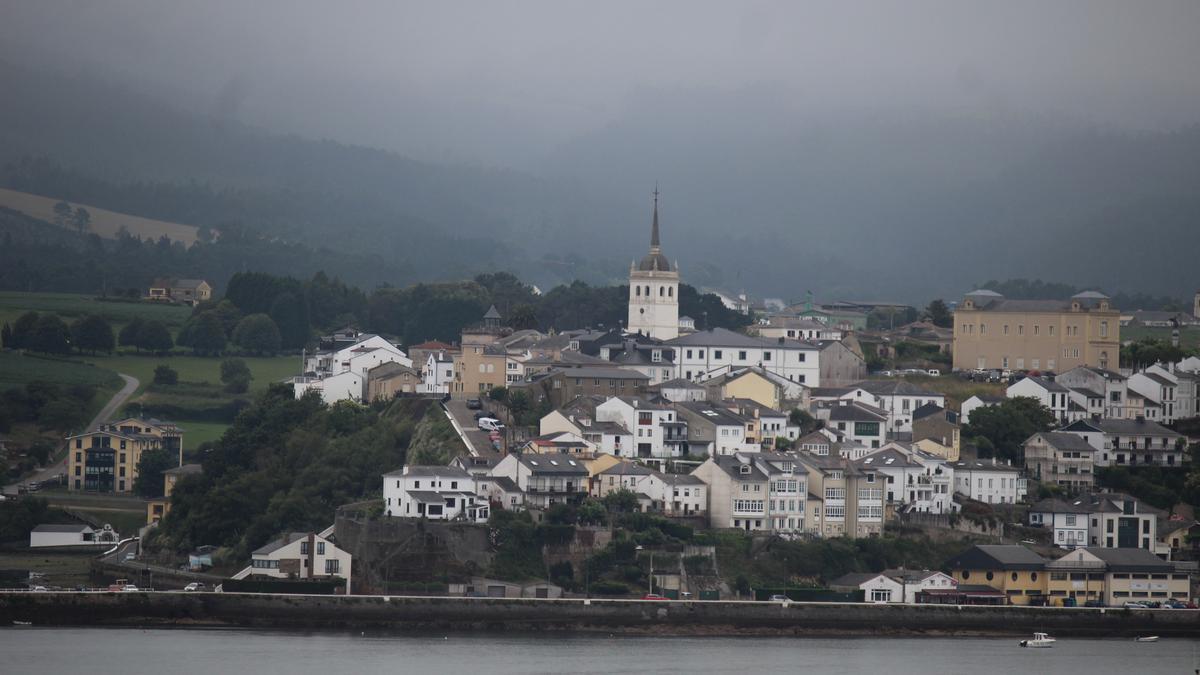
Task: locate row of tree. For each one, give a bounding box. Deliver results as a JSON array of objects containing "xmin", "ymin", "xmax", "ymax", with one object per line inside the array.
[{"xmin": 3, "ymin": 312, "xmax": 117, "ymax": 355}]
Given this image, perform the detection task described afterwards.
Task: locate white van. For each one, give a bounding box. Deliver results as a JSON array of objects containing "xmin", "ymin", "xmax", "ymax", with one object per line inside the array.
[{"xmin": 477, "ymin": 417, "xmax": 505, "ymax": 432}]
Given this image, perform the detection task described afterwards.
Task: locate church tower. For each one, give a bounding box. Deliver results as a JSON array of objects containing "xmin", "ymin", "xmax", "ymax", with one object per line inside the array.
[{"xmin": 627, "ymin": 188, "xmax": 680, "ymax": 340}]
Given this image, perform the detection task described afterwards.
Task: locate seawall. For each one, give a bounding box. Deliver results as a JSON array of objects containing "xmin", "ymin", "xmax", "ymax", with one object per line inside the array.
[{"xmin": 2, "ymin": 593, "xmax": 1199, "ymax": 636}]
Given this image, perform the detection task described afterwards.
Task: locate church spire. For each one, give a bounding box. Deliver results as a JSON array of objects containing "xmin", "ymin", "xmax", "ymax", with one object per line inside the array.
[{"xmin": 650, "ymin": 184, "xmax": 661, "ymax": 252}]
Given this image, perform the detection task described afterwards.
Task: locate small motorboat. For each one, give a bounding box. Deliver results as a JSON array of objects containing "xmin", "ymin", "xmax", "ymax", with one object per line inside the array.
[
  {"xmin": 1135, "ymin": 636, "xmax": 1159, "ymax": 643},
  {"xmin": 12, "ymin": 621, "xmax": 32, "ymax": 626},
  {"xmin": 1019, "ymin": 632, "xmax": 1056, "ymax": 648}
]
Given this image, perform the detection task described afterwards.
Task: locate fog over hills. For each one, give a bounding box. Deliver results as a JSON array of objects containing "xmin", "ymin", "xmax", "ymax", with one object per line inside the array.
[{"xmin": 1, "ymin": 1, "xmax": 1198, "ymax": 303}]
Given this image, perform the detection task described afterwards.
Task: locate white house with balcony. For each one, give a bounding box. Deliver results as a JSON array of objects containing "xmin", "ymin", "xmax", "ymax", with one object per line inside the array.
[
  {"xmin": 691, "ymin": 452, "xmax": 809, "ymax": 534},
  {"xmin": 1028, "ymin": 498, "xmax": 1091, "ymax": 548},
  {"xmin": 492, "ymin": 453, "xmax": 589, "ymax": 509},
  {"xmin": 596, "ymin": 396, "xmax": 685, "ymax": 461},
  {"xmin": 857, "ymin": 443, "xmax": 955, "ymax": 514},
  {"xmin": 1058, "ymin": 417, "xmax": 1186, "ymax": 468},
  {"xmin": 1007, "ymin": 375, "xmax": 1071, "ymax": 423},
  {"xmin": 382, "ymin": 465, "xmax": 488, "ymax": 523}
]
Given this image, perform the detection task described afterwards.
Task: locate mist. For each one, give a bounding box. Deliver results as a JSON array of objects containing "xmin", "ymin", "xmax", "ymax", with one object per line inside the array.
[{"xmin": 1, "ymin": 1, "xmax": 1199, "ymax": 302}]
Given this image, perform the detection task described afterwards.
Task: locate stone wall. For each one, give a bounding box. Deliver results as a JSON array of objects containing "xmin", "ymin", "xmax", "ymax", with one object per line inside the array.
[{"xmin": 4, "ymin": 592, "xmax": 1199, "ymax": 637}]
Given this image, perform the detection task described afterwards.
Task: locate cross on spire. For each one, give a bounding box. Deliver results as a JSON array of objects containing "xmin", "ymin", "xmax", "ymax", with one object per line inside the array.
[{"xmin": 650, "ymin": 183, "xmax": 661, "ymax": 250}]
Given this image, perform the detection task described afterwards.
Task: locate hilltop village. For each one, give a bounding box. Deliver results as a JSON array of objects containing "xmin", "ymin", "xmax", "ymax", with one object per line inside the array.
[{"xmin": 7, "ymin": 194, "xmax": 1200, "ymax": 608}]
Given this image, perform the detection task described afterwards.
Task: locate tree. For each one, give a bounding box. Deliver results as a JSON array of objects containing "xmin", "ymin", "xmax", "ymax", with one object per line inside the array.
[
  {"xmin": 963, "ymin": 396, "xmax": 1056, "ymax": 463},
  {"xmin": 119, "ymin": 317, "xmax": 145, "ymax": 350},
  {"xmin": 232, "ymin": 314, "xmax": 281, "ymax": 355},
  {"xmin": 11, "ymin": 312, "xmax": 40, "ymax": 349},
  {"xmin": 70, "ymin": 315, "xmax": 115, "ymax": 355},
  {"xmin": 488, "ymin": 386, "xmax": 508, "ymax": 403},
  {"xmin": 268, "ymin": 291, "xmax": 309, "ymax": 350},
  {"xmin": 509, "ymin": 303, "xmax": 539, "ymax": 330},
  {"xmin": 220, "ymin": 358, "xmax": 252, "ymax": 394},
  {"xmin": 602, "ymin": 488, "xmax": 640, "ymax": 514},
  {"xmin": 1, "ymin": 322, "xmax": 11, "ymax": 349},
  {"xmin": 133, "ymin": 448, "xmax": 175, "ymax": 498},
  {"xmin": 72, "ymin": 207, "xmax": 91, "ymax": 234},
  {"xmin": 789, "ymin": 408, "xmax": 820, "ymax": 434},
  {"xmin": 31, "ymin": 314, "xmax": 71, "ymax": 354},
  {"xmin": 154, "ymin": 364, "xmax": 179, "ymax": 385},
  {"xmin": 52, "ymin": 200, "xmax": 72, "ymax": 228},
  {"xmin": 925, "ymin": 299, "xmax": 952, "ymax": 328},
  {"xmin": 137, "ymin": 320, "xmax": 174, "ymax": 354},
  {"xmin": 178, "ymin": 312, "xmax": 227, "ymax": 356}
]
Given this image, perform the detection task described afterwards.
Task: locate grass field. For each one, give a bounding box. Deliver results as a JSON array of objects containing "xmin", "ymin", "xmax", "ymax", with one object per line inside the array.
[
  {"xmin": 0, "ymin": 291, "xmax": 193, "ymax": 339},
  {"xmin": 82, "ymin": 353, "xmax": 298, "ymax": 397},
  {"xmin": 1121, "ymin": 325, "xmax": 1200, "ymax": 349},
  {"xmin": 178, "ymin": 420, "xmax": 231, "ymax": 449},
  {"xmin": 871, "ymin": 373, "xmax": 1007, "ymax": 412},
  {"xmin": 0, "ymin": 186, "xmax": 199, "ymax": 245},
  {"xmin": 0, "ymin": 351, "xmax": 124, "ymax": 392},
  {"xmin": 0, "ymin": 550, "xmax": 96, "ymax": 589}
]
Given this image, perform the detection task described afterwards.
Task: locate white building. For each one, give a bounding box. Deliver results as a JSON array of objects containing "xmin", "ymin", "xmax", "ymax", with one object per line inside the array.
[
  {"xmin": 422, "ymin": 351, "xmax": 456, "ymax": 394},
  {"xmin": 1007, "ymin": 375, "xmax": 1070, "ymax": 423},
  {"xmin": 1058, "ymin": 417, "xmax": 1187, "ymax": 468},
  {"xmin": 857, "ymin": 444, "xmax": 955, "ymax": 514},
  {"xmin": 675, "ymin": 401, "xmax": 758, "ymax": 456},
  {"xmin": 492, "ymin": 453, "xmax": 589, "ymax": 509},
  {"xmin": 596, "ymin": 396, "xmax": 684, "ymax": 460},
  {"xmin": 951, "ymin": 459, "xmax": 1027, "ymax": 504},
  {"xmin": 757, "ymin": 317, "xmax": 844, "ymax": 342},
  {"xmin": 249, "ymin": 531, "xmax": 352, "ymax": 593},
  {"xmin": 1028, "ymin": 498, "xmax": 1091, "ymax": 549},
  {"xmin": 627, "ymin": 190, "xmax": 680, "ymax": 341},
  {"xmin": 830, "ymin": 572, "xmax": 905, "ymax": 603},
  {"xmin": 668, "ymin": 328, "xmax": 821, "ymax": 386},
  {"xmin": 960, "ymin": 394, "xmax": 1004, "ymax": 425},
  {"xmin": 1128, "ymin": 369, "xmax": 1180, "ymax": 424},
  {"xmin": 820, "ymin": 400, "xmax": 887, "ymax": 450},
  {"xmin": 691, "ymin": 452, "xmax": 809, "ymax": 534},
  {"xmin": 1055, "ymin": 366, "xmax": 1129, "ymax": 419},
  {"xmin": 854, "ymin": 380, "xmax": 946, "ymax": 434},
  {"xmin": 657, "ymin": 377, "xmax": 708, "ymax": 403},
  {"xmin": 29, "ymin": 523, "xmax": 117, "ymax": 548},
  {"xmin": 294, "ymin": 333, "xmax": 413, "ymax": 403},
  {"xmin": 382, "ymin": 465, "xmax": 488, "ymax": 523}
]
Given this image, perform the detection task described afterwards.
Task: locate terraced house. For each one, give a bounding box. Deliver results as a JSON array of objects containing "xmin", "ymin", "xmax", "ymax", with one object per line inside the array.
[{"xmin": 66, "ymin": 417, "xmax": 183, "ymax": 493}]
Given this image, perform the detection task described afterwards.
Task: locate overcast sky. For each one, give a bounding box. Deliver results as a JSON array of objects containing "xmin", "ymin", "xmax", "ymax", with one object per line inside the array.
[{"xmin": 3, "ymin": 0, "xmax": 1199, "ymax": 168}]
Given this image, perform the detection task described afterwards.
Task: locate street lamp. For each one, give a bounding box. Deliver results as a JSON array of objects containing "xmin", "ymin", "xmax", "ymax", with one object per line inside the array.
[{"xmin": 636, "ymin": 545, "xmax": 654, "ymax": 595}]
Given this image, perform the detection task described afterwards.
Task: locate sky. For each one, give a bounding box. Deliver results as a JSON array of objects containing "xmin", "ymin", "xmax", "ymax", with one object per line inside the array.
[{"xmin": 4, "ymin": 0, "xmax": 1200, "ymax": 169}]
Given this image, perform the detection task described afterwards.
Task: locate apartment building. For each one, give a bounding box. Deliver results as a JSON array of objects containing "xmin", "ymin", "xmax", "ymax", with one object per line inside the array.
[
  {"xmin": 1059, "ymin": 417, "xmax": 1186, "ymax": 467},
  {"xmin": 951, "ymin": 459, "xmax": 1026, "ymax": 504},
  {"xmin": 795, "ymin": 452, "xmax": 884, "ymax": 538},
  {"xmin": 66, "ymin": 418, "xmax": 183, "ymax": 493},
  {"xmin": 952, "ymin": 290, "xmax": 1120, "ymax": 372},
  {"xmin": 691, "ymin": 452, "xmax": 809, "ymax": 534},
  {"xmin": 1023, "ymin": 431, "xmax": 1097, "ymax": 493}
]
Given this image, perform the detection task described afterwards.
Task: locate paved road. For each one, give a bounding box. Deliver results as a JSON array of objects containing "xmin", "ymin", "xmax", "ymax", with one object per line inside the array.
[
  {"xmin": 3, "ymin": 373, "xmax": 139, "ymax": 496},
  {"xmin": 443, "ymin": 398, "xmax": 502, "ymax": 454}
]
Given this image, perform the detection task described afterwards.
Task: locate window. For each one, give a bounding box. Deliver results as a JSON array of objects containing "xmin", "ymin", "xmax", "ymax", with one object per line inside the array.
[
  {"xmin": 714, "ymin": 350, "xmax": 723, "ymax": 360},
  {"xmin": 1017, "ymin": 325, "xmax": 1023, "ymax": 336},
  {"xmin": 1034, "ymin": 325, "xmax": 1039, "ymax": 335},
  {"xmin": 317, "ymin": 541, "xmax": 326, "ymax": 555},
  {"xmin": 325, "ymin": 559, "xmax": 340, "ymax": 574},
  {"xmin": 301, "ymin": 541, "xmax": 309, "ymax": 555},
  {"xmin": 763, "ymin": 351, "xmax": 772, "ymax": 361},
  {"xmin": 1003, "ymin": 324, "xmax": 1009, "ymax": 335},
  {"xmin": 870, "ymin": 589, "xmax": 892, "ymax": 603},
  {"xmin": 738, "ymin": 350, "xmax": 747, "ymax": 361},
  {"xmin": 1100, "ymin": 321, "xmax": 1108, "ymax": 337}
]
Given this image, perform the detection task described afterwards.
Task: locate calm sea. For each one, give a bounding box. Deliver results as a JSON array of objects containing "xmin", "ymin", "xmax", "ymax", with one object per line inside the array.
[{"xmin": 0, "ymin": 628, "xmax": 1195, "ymax": 674}]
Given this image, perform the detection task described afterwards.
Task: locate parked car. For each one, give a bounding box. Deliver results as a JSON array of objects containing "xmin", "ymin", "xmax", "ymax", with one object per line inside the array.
[
  {"xmin": 641, "ymin": 593, "xmax": 668, "ymax": 601},
  {"xmin": 466, "ymin": 398, "xmax": 482, "ymax": 410},
  {"xmin": 767, "ymin": 594, "xmax": 790, "ymax": 602},
  {"xmin": 29, "ymin": 585, "xmax": 48, "ymax": 592},
  {"xmin": 925, "ymin": 369, "xmax": 941, "ymax": 377},
  {"xmin": 184, "ymin": 582, "xmax": 207, "ymax": 592},
  {"xmin": 1083, "ymin": 599, "xmax": 1106, "ymax": 608},
  {"xmin": 124, "ymin": 552, "xmax": 136, "ymax": 561},
  {"xmin": 473, "ymin": 411, "xmax": 488, "ymax": 421},
  {"xmin": 121, "ymin": 585, "xmax": 140, "ymax": 592},
  {"xmin": 1123, "ymin": 601, "xmax": 1149, "ymax": 609}
]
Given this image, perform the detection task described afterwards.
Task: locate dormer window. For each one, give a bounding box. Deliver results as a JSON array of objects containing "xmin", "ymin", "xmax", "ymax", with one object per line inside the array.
[
  {"xmin": 739, "ymin": 465, "xmax": 751, "ymax": 475},
  {"xmin": 651, "ymin": 350, "xmax": 662, "ymax": 363}
]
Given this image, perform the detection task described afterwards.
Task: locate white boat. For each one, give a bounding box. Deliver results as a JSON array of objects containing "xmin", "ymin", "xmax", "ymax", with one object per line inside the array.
[
  {"xmin": 1019, "ymin": 632, "xmax": 1056, "ymax": 648},
  {"xmin": 1135, "ymin": 636, "xmax": 1159, "ymax": 643}
]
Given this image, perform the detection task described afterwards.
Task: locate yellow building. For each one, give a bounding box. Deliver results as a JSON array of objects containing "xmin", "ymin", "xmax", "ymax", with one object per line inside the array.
[
  {"xmin": 146, "ymin": 463, "xmax": 202, "ymax": 524},
  {"xmin": 67, "ymin": 418, "xmax": 183, "ymax": 494},
  {"xmin": 944, "ymin": 544, "xmax": 1048, "ymax": 605},
  {"xmin": 952, "ymin": 290, "xmax": 1120, "ymax": 372}
]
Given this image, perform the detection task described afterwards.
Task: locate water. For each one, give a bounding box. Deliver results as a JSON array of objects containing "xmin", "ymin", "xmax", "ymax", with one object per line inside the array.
[{"xmin": 0, "ymin": 628, "xmax": 1196, "ymax": 674}]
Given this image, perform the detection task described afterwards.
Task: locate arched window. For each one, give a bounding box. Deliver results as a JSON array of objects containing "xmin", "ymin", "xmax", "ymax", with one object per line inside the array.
[
  {"xmin": 668, "ymin": 286, "xmax": 674, "ymax": 297},
  {"xmin": 645, "ymin": 286, "xmax": 651, "ymax": 296},
  {"xmin": 635, "ymin": 286, "xmax": 640, "ymax": 297},
  {"xmin": 659, "ymin": 286, "xmax": 665, "ymax": 297}
]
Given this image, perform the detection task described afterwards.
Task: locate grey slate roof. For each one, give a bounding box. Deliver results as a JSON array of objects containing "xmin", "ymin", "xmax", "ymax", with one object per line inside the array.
[
  {"xmin": 856, "ymin": 380, "xmax": 942, "ymax": 397},
  {"xmin": 253, "ymin": 532, "xmax": 311, "ymax": 556},
  {"xmin": 944, "ymin": 545, "xmax": 1045, "ymax": 571},
  {"xmin": 519, "ymin": 455, "xmax": 588, "ymax": 474},
  {"xmin": 32, "ymin": 523, "xmax": 92, "ymax": 533},
  {"xmin": 1062, "ymin": 418, "xmax": 1182, "ymax": 438},
  {"xmin": 382, "ymin": 466, "xmax": 472, "ymax": 478},
  {"xmin": 1084, "ymin": 547, "xmax": 1174, "ymax": 572},
  {"xmin": 829, "ymin": 402, "xmax": 887, "ymax": 422},
  {"xmin": 666, "ymin": 327, "xmax": 818, "ymax": 350},
  {"xmin": 1030, "ymin": 432, "xmax": 1096, "ymax": 452},
  {"xmin": 829, "ymin": 572, "xmax": 886, "ymax": 588}
]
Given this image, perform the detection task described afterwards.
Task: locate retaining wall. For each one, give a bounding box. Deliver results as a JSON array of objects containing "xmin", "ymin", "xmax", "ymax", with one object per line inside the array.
[{"xmin": 2, "ymin": 593, "xmax": 1198, "ymax": 636}]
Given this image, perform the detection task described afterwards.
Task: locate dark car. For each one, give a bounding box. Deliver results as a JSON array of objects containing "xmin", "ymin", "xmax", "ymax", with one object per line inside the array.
[
  {"xmin": 1083, "ymin": 599, "xmax": 1106, "ymax": 608},
  {"xmin": 473, "ymin": 411, "xmax": 488, "ymax": 421},
  {"xmin": 466, "ymin": 398, "xmax": 482, "ymax": 410}
]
